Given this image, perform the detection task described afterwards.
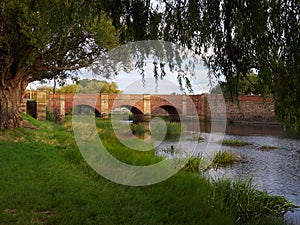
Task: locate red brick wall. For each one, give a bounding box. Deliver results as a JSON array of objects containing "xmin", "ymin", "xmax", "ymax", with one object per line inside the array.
[
  {"xmin": 47, "ymin": 94, "xmax": 61, "ymax": 114},
  {"xmin": 199, "ymin": 94, "xmax": 276, "ymax": 123},
  {"xmin": 225, "ymin": 96, "xmax": 276, "ymax": 123}
]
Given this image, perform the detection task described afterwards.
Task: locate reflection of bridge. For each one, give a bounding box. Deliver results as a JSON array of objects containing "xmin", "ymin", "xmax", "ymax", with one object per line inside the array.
[{"xmin": 48, "ymin": 94, "xmax": 205, "ymax": 122}]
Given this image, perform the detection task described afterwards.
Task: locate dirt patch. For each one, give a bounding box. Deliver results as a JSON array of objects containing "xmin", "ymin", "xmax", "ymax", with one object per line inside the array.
[
  {"xmin": 4, "ymin": 208, "xmax": 19, "ymax": 217},
  {"xmin": 35, "ymin": 210, "xmax": 55, "ymax": 224}
]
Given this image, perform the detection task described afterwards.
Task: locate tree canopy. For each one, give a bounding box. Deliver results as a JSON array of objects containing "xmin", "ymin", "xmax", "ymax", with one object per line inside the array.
[
  {"xmin": 1, "ymin": 0, "xmax": 300, "ymax": 130},
  {"xmin": 160, "ymin": 0, "xmax": 300, "ymax": 130},
  {"xmin": 0, "ymin": 0, "xmax": 119, "ymax": 128}
]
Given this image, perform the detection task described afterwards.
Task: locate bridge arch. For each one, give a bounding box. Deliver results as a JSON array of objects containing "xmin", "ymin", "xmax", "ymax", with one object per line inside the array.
[
  {"xmin": 152, "ymin": 105, "xmax": 181, "ymax": 122},
  {"xmin": 113, "ymin": 104, "xmax": 146, "ymax": 122},
  {"xmin": 72, "ymin": 104, "xmax": 101, "ymax": 117}
]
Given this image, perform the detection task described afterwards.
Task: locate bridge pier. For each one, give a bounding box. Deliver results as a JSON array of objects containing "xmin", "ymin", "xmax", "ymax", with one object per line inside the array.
[
  {"xmin": 101, "ymin": 94, "xmax": 109, "ymax": 118},
  {"xmin": 36, "ymin": 91, "xmax": 47, "ymax": 121},
  {"xmin": 143, "ymin": 94, "xmax": 151, "ymax": 120}
]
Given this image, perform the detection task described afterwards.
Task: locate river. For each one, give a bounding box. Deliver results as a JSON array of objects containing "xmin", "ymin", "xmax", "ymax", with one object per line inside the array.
[{"xmin": 155, "ymin": 122, "xmax": 300, "ymax": 224}]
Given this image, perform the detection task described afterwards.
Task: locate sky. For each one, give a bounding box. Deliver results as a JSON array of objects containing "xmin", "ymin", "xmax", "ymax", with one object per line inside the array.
[
  {"xmin": 30, "ymin": 58, "xmax": 214, "ymax": 96},
  {"xmin": 29, "ymin": 40, "xmax": 218, "ymax": 95},
  {"xmin": 111, "ymin": 61, "xmax": 211, "ymax": 95}
]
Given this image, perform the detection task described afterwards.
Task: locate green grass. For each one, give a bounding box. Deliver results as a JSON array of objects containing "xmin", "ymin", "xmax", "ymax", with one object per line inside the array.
[
  {"xmin": 181, "ymin": 156, "xmax": 202, "ymax": 171},
  {"xmin": 221, "ymin": 139, "xmax": 250, "ymax": 146},
  {"xmin": 211, "ymin": 179, "xmax": 295, "ymax": 224},
  {"xmin": 0, "ymin": 115, "xmax": 295, "ymax": 225},
  {"xmin": 182, "ymin": 150, "xmax": 240, "ymax": 171},
  {"xmin": 213, "ymin": 150, "xmax": 240, "ymax": 167}
]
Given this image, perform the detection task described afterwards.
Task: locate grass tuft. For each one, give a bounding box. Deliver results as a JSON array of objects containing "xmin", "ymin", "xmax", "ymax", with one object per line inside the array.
[
  {"xmin": 221, "ymin": 139, "xmax": 249, "ymax": 146},
  {"xmin": 213, "ymin": 150, "xmax": 241, "ymax": 167},
  {"xmin": 260, "ymin": 145, "xmax": 277, "ymax": 150}
]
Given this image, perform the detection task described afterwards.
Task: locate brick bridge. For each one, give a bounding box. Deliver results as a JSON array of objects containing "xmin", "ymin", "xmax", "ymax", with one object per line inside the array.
[
  {"xmin": 48, "ymin": 94, "xmax": 203, "ymax": 122},
  {"xmin": 45, "ymin": 93, "xmax": 277, "ymax": 124}
]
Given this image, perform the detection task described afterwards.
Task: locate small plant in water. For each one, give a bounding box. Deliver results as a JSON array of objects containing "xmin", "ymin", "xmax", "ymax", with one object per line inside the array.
[
  {"xmin": 260, "ymin": 145, "xmax": 277, "ymax": 150},
  {"xmin": 191, "ymin": 134, "xmax": 205, "ymax": 142},
  {"xmin": 212, "ymin": 150, "xmax": 240, "ymax": 167},
  {"xmin": 181, "ymin": 154, "xmax": 212, "ymax": 172},
  {"xmin": 221, "ymin": 139, "xmax": 249, "ymax": 146}
]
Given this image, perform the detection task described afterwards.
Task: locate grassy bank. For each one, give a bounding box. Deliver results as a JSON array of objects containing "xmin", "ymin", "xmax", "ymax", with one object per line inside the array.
[{"xmin": 0, "ymin": 115, "xmax": 294, "ymax": 225}]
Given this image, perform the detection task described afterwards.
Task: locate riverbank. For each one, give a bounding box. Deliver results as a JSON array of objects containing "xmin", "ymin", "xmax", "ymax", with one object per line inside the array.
[{"xmin": 0, "ymin": 115, "xmax": 295, "ymax": 224}]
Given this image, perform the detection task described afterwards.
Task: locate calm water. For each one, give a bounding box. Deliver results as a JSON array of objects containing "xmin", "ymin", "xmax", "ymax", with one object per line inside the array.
[
  {"xmin": 156, "ymin": 123, "xmax": 300, "ymax": 224},
  {"xmin": 222, "ymin": 124, "xmax": 300, "ymax": 225}
]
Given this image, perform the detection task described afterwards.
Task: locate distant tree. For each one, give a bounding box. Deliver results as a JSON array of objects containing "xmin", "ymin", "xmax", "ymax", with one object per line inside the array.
[
  {"xmin": 56, "ymin": 84, "xmax": 80, "ymax": 94},
  {"xmin": 210, "ymin": 71, "xmax": 271, "ymax": 98},
  {"xmin": 76, "ymin": 79, "xmax": 121, "ymax": 94},
  {"xmin": 36, "ymin": 86, "xmax": 54, "ymax": 95},
  {"xmin": 37, "ymin": 80, "xmax": 121, "ymax": 94}
]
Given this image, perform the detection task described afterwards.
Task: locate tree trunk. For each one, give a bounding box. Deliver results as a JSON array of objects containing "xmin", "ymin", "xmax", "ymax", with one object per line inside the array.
[{"xmin": 0, "ymin": 81, "xmax": 26, "ymax": 130}]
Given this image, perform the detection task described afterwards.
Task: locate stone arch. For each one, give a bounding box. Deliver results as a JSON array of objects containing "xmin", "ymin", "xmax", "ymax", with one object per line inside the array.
[
  {"xmin": 72, "ymin": 104, "xmax": 101, "ymax": 117},
  {"xmin": 152, "ymin": 105, "xmax": 181, "ymax": 122}
]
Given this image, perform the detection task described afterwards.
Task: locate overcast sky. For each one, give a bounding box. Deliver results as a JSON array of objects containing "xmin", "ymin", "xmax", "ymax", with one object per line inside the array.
[
  {"xmin": 29, "ymin": 40, "xmax": 218, "ymax": 94},
  {"xmin": 112, "ymin": 61, "xmax": 211, "ymax": 95}
]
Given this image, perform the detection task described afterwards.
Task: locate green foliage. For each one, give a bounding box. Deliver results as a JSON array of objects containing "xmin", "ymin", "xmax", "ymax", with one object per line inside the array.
[
  {"xmin": 221, "ymin": 139, "xmax": 249, "ymax": 147},
  {"xmin": 46, "ymin": 107, "xmax": 63, "ymax": 122},
  {"xmin": 56, "ymin": 84, "xmax": 79, "ymax": 94},
  {"xmin": 212, "ymin": 150, "xmax": 240, "ymax": 167},
  {"xmin": 210, "ymin": 71, "xmax": 271, "ymax": 98},
  {"xmin": 162, "ymin": 0, "xmax": 300, "ymax": 130},
  {"xmin": 182, "ymin": 156, "xmax": 202, "ymax": 171},
  {"xmin": 211, "ymin": 179, "xmax": 295, "ymax": 223},
  {"xmin": 182, "ymin": 150, "xmax": 240, "ymax": 171},
  {"xmin": 101, "ymin": 0, "xmax": 161, "ymax": 42},
  {"xmin": 37, "ymin": 80, "xmax": 121, "ymax": 94},
  {"xmin": 0, "ymin": 0, "xmax": 121, "ymax": 128},
  {"xmin": 76, "ymin": 79, "xmax": 121, "ymax": 94},
  {"xmin": 1, "ymin": 1, "xmax": 119, "ymax": 82}
]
